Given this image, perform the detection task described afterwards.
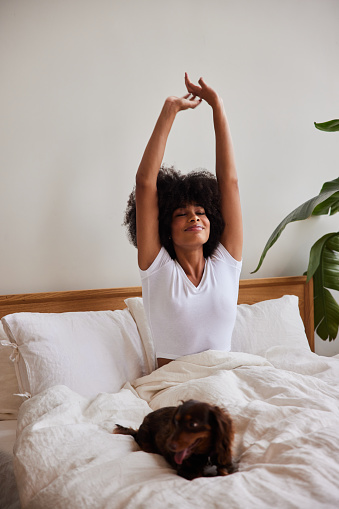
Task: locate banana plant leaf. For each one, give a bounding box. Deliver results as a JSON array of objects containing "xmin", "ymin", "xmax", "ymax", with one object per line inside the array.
[
  {"xmin": 312, "ymin": 179, "xmax": 339, "ymax": 216},
  {"xmin": 252, "ymin": 177, "xmax": 339, "ymax": 273},
  {"xmin": 314, "ymin": 120, "xmax": 339, "ymax": 132},
  {"xmin": 307, "ymin": 233, "xmax": 339, "ymax": 341}
]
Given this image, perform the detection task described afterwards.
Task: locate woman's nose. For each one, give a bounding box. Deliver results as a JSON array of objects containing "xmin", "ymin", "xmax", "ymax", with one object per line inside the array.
[{"xmin": 189, "ymin": 211, "xmax": 199, "ymax": 221}]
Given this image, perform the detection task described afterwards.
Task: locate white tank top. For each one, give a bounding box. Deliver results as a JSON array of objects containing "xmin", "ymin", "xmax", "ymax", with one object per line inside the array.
[{"xmin": 140, "ymin": 243, "xmax": 242, "ymax": 359}]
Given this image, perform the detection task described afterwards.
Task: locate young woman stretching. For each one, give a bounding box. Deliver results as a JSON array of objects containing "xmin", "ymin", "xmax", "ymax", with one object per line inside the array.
[{"xmin": 124, "ymin": 73, "xmax": 243, "ymax": 367}]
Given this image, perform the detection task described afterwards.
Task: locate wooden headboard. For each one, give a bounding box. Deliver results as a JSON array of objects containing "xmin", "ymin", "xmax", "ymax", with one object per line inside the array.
[{"xmin": 0, "ymin": 275, "xmax": 314, "ymax": 351}]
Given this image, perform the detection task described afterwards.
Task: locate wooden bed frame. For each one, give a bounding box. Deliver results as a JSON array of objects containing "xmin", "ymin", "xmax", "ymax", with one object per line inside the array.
[{"xmin": 0, "ymin": 276, "xmax": 314, "ymax": 352}]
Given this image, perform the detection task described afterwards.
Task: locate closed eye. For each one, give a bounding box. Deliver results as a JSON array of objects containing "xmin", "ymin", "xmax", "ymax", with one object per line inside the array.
[
  {"xmin": 194, "ymin": 205, "xmax": 206, "ymax": 214},
  {"xmin": 174, "ymin": 210, "xmax": 205, "ymax": 217}
]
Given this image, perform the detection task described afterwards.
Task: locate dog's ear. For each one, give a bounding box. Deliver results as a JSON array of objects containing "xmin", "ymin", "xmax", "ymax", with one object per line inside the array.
[{"xmin": 209, "ymin": 405, "xmax": 234, "ymax": 466}]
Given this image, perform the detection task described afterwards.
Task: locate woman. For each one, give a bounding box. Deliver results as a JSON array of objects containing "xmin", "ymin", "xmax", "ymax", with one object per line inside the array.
[{"xmin": 124, "ymin": 74, "xmax": 243, "ymax": 367}]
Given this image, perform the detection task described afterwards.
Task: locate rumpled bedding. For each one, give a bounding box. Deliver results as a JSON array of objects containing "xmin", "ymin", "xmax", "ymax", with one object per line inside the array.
[
  {"xmin": 14, "ymin": 347, "xmax": 339, "ymax": 508},
  {"xmin": 0, "ymin": 451, "xmax": 21, "ymax": 509}
]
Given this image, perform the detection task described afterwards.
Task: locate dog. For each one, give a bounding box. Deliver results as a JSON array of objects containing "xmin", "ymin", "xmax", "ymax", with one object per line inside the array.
[{"xmin": 114, "ymin": 399, "xmax": 235, "ymax": 480}]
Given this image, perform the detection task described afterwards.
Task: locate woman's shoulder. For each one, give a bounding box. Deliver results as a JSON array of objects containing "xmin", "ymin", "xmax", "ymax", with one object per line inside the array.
[
  {"xmin": 139, "ymin": 246, "xmax": 173, "ymax": 277},
  {"xmin": 210, "ymin": 243, "xmax": 242, "ymax": 270}
]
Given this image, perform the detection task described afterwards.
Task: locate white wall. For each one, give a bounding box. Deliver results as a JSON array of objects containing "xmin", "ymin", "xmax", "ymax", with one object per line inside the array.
[{"xmin": 1, "ymin": 0, "xmax": 338, "ymax": 355}]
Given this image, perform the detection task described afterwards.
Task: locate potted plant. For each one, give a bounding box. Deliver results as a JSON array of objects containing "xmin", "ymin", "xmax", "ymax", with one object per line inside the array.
[{"xmin": 252, "ymin": 119, "xmax": 339, "ymax": 341}]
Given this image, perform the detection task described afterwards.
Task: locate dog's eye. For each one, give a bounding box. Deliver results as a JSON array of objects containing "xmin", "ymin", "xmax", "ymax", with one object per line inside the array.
[{"xmin": 188, "ymin": 420, "xmax": 199, "ymax": 429}]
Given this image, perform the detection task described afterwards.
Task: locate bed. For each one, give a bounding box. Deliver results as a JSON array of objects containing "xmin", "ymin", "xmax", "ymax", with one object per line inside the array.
[{"xmin": 0, "ymin": 276, "xmax": 339, "ymax": 509}]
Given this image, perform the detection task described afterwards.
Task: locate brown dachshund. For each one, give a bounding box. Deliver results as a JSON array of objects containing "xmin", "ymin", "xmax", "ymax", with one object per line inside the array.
[{"xmin": 114, "ymin": 400, "xmax": 235, "ymax": 480}]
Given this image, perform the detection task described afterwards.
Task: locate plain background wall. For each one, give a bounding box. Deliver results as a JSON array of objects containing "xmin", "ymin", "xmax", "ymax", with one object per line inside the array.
[{"xmin": 1, "ymin": 0, "xmax": 338, "ymax": 355}]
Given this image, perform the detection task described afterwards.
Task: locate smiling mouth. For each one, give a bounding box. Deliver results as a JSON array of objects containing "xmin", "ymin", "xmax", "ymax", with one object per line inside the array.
[{"xmin": 185, "ymin": 226, "xmax": 204, "ymax": 232}]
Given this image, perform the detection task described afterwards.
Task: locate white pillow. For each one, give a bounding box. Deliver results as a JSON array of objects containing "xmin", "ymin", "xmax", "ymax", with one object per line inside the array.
[
  {"xmin": 124, "ymin": 297, "xmax": 156, "ymax": 372},
  {"xmin": 1, "ymin": 309, "xmax": 152, "ymax": 399},
  {"xmin": 125, "ymin": 295, "xmax": 310, "ymax": 359},
  {"xmin": 0, "ymin": 322, "xmax": 21, "ymax": 420},
  {"xmin": 231, "ymin": 295, "xmax": 310, "ymax": 355}
]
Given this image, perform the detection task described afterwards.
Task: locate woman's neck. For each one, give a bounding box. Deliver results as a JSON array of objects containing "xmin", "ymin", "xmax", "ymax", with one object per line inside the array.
[{"xmin": 175, "ymin": 248, "xmax": 206, "ymax": 287}]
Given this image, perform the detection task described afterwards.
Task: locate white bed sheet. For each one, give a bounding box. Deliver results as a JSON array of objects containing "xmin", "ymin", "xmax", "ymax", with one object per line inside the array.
[
  {"xmin": 0, "ymin": 419, "xmax": 21, "ymax": 509},
  {"xmin": 13, "ymin": 347, "xmax": 339, "ymax": 509}
]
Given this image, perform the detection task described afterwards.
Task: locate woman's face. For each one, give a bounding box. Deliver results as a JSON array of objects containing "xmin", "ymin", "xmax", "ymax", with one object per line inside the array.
[{"xmin": 171, "ymin": 203, "xmax": 210, "ymax": 252}]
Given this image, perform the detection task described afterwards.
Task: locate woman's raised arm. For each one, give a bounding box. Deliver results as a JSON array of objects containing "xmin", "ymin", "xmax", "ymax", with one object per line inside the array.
[
  {"xmin": 185, "ymin": 74, "xmax": 243, "ymax": 261},
  {"xmin": 136, "ymin": 94, "xmax": 202, "ymax": 270}
]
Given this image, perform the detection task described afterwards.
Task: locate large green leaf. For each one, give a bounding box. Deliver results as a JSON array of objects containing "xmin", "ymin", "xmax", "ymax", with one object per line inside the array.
[
  {"xmin": 314, "ymin": 119, "xmax": 339, "ymax": 132},
  {"xmin": 312, "ymin": 193, "xmax": 339, "ymax": 216},
  {"xmin": 252, "ymin": 178, "xmax": 339, "ymax": 273},
  {"xmin": 308, "ymin": 233, "xmax": 339, "ymax": 340},
  {"xmin": 312, "ymin": 179, "xmax": 339, "ymax": 215}
]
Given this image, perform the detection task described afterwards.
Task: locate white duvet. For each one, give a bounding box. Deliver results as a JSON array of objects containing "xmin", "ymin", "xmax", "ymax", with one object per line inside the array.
[{"xmin": 14, "ymin": 347, "xmax": 339, "ymax": 509}]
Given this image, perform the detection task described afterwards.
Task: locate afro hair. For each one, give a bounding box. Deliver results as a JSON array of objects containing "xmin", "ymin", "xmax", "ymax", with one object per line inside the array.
[{"xmin": 123, "ymin": 166, "xmax": 225, "ymax": 259}]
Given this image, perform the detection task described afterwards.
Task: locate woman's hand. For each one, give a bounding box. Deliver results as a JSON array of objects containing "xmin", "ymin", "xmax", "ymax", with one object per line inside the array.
[
  {"xmin": 184, "ymin": 73, "xmax": 220, "ymax": 109},
  {"xmin": 165, "ymin": 94, "xmax": 202, "ymax": 113}
]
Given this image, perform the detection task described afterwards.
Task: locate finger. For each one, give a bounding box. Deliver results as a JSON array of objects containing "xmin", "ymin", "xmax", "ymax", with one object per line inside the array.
[
  {"xmin": 182, "ymin": 93, "xmax": 196, "ymax": 102},
  {"xmin": 198, "ymin": 77, "xmax": 207, "ymax": 87},
  {"xmin": 183, "ymin": 91, "xmax": 197, "ymax": 99},
  {"xmin": 185, "ymin": 81, "xmax": 195, "ymax": 95},
  {"xmin": 188, "ymin": 84, "xmax": 202, "ymax": 97},
  {"xmin": 189, "ymin": 98, "xmax": 202, "ymax": 109},
  {"xmin": 184, "ymin": 72, "xmax": 191, "ymax": 87},
  {"xmin": 184, "ymin": 72, "xmax": 191, "ymax": 91},
  {"xmin": 185, "ymin": 72, "xmax": 201, "ymax": 95}
]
